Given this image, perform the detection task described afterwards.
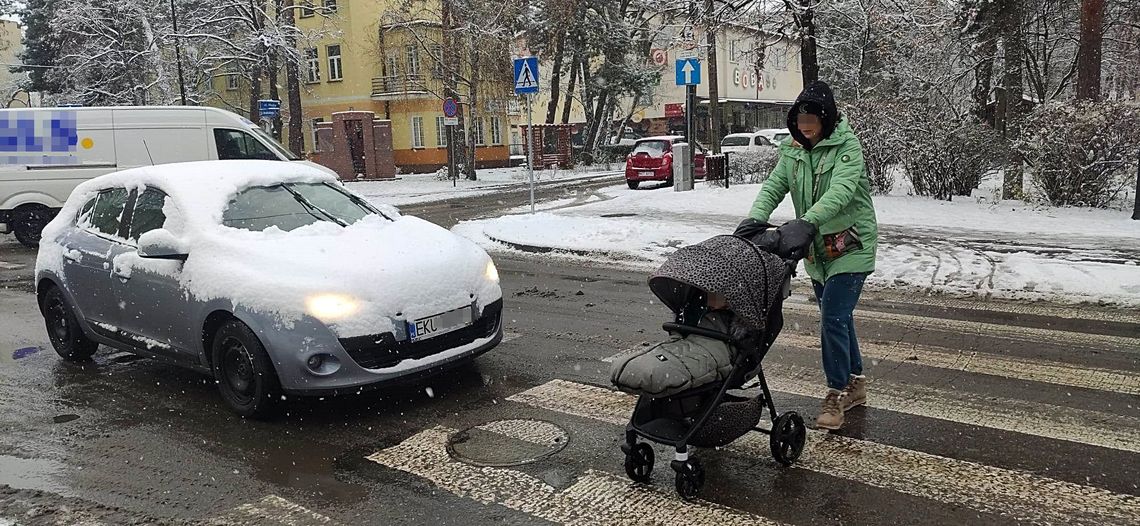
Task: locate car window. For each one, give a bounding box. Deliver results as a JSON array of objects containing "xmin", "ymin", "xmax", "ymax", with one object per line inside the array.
[
  {"xmin": 631, "ymin": 140, "xmax": 670, "ymax": 157},
  {"xmin": 76, "ymin": 196, "xmax": 98, "ymax": 227},
  {"xmin": 721, "ymin": 136, "xmax": 749, "ymax": 147},
  {"xmin": 128, "ymin": 187, "xmax": 168, "ymax": 242},
  {"xmin": 213, "ymin": 129, "xmax": 279, "ymax": 161},
  {"xmin": 755, "ymin": 136, "xmax": 771, "ymax": 146},
  {"xmin": 774, "ymin": 133, "xmax": 790, "ymax": 143},
  {"xmin": 88, "ymin": 188, "xmax": 129, "ymax": 238},
  {"xmin": 222, "ymin": 182, "xmax": 377, "ymax": 232}
]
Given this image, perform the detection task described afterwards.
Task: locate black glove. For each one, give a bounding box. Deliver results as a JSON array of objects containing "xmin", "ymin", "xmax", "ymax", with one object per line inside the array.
[
  {"xmin": 776, "ymin": 218, "xmax": 817, "ymax": 258},
  {"xmin": 755, "ymin": 229, "xmax": 780, "ymax": 253},
  {"xmin": 733, "ymin": 218, "xmax": 773, "ymax": 241}
]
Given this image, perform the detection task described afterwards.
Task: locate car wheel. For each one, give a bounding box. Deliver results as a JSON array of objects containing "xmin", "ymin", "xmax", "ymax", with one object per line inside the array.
[
  {"xmin": 13, "ymin": 205, "xmax": 54, "ymax": 248},
  {"xmin": 40, "ymin": 286, "xmax": 99, "ymax": 361},
  {"xmin": 211, "ymin": 320, "xmax": 282, "ymax": 419},
  {"xmin": 627, "ymin": 180, "xmax": 639, "ymax": 190}
]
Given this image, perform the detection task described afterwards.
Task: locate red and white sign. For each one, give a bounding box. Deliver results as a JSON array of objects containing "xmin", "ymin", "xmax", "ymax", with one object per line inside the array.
[
  {"xmin": 650, "ymin": 49, "xmax": 667, "ymax": 66},
  {"xmin": 665, "ymin": 103, "xmax": 684, "ymax": 118}
]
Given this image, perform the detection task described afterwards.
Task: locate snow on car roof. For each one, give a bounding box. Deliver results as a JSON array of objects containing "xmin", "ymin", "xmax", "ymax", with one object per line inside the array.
[{"xmin": 66, "ymin": 160, "xmax": 335, "ymax": 228}]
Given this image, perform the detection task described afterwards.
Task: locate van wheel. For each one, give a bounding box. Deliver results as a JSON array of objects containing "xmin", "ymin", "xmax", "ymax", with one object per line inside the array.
[
  {"xmin": 41, "ymin": 286, "xmax": 98, "ymax": 361},
  {"xmin": 13, "ymin": 205, "xmax": 55, "ymax": 248},
  {"xmin": 211, "ymin": 320, "xmax": 282, "ymax": 419}
]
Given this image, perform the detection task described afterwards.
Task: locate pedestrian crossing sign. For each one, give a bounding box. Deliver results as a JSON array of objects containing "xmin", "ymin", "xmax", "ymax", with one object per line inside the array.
[{"xmin": 514, "ymin": 56, "xmax": 540, "ymax": 95}]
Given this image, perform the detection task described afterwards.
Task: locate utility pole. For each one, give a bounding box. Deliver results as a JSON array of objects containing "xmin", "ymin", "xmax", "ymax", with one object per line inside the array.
[
  {"xmin": 686, "ymin": 0, "xmax": 697, "ymax": 187},
  {"xmin": 170, "ymin": 0, "xmax": 188, "ymax": 105},
  {"xmin": 1133, "ymin": 151, "xmax": 1140, "ymax": 220}
]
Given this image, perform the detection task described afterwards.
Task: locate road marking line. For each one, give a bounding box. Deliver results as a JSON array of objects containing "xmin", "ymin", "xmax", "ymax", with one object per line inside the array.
[
  {"xmin": 0, "ymin": 261, "xmax": 23, "ymax": 270},
  {"xmin": 474, "ymin": 419, "xmax": 565, "ymax": 446},
  {"xmin": 508, "ymin": 380, "xmax": 1140, "ymax": 526},
  {"xmin": 211, "ymin": 495, "xmax": 334, "ymax": 525},
  {"xmin": 600, "ymin": 342, "xmax": 653, "ymax": 363},
  {"xmin": 367, "ymin": 426, "xmax": 784, "ymax": 526},
  {"xmin": 783, "ymin": 301, "xmax": 1140, "ymax": 353},
  {"xmin": 502, "ymin": 331, "xmax": 522, "ymax": 343},
  {"xmin": 761, "ymin": 362, "xmax": 1140, "ymax": 454},
  {"xmin": 777, "ymin": 333, "xmax": 1140, "ymax": 396}
]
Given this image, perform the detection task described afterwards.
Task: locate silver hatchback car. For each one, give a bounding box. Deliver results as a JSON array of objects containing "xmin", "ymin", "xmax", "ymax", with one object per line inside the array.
[{"xmin": 35, "ymin": 160, "xmax": 503, "ymax": 418}]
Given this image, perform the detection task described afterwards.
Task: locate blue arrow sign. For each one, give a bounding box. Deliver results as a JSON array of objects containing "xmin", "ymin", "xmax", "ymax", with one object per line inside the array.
[
  {"xmin": 675, "ymin": 58, "xmax": 701, "ymax": 86},
  {"xmin": 513, "ymin": 56, "xmax": 540, "ymax": 95}
]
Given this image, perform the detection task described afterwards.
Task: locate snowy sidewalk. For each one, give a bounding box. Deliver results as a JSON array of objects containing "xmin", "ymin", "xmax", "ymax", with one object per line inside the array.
[
  {"xmin": 347, "ymin": 165, "xmax": 622, "ymax": 207},
  {"xmin": 453, "ymin": 181, "xmax": 1140, "ymax": 307}
]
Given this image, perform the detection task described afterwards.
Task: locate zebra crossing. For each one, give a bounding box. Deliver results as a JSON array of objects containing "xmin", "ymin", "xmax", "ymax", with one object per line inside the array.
[{"xmin": 359, "ymin": 299, "xmax": 1140, "ymax": 526}]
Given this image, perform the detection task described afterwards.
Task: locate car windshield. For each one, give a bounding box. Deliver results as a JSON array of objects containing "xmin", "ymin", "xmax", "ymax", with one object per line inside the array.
[
  {"xmin": 222, "ymin": 182, "xmax": 380, "ymax": 232},
  {"xmin": 632, "ymin": 140, "xmax": 670, "ymax": 157},
  {"xmin": 773, "ymin": 133, "xmax": 790, "ymax": 143},
  {"xmin": 247, "ymin": 126, "xmax": 302, "ymax": 161},
  {"xmin": 721, "ymin": 136, "xmax": 750, "ymax": 146}
]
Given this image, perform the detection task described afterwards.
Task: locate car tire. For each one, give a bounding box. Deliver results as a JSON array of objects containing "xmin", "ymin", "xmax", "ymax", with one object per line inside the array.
[
  {"xmin": 40, "ymin": 286, "xmax": 99, "ymax": 361},
  {"xmin": 211, "ymin": 320, "xmax": 282, "ymax": 419},
  {"xmin": 13, "ymin": 205, "xmax": 54, "ymax": 248},
  {"xmin": 627, "ymin": 180, "xmax": 639, "ymax": 190}
]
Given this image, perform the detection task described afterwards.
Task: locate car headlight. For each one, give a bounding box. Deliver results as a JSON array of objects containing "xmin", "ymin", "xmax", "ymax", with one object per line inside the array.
[
  {"xmin": 306, "ymin": 293, "xmax": 360, "ymax": 321},
  {"xmin": 485, "ymin": 260, "xmax": 499, "ymax": 283}
]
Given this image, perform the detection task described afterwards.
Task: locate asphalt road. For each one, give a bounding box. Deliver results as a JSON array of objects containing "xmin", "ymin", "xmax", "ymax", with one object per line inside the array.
[{"xmin": 0, "ymin": 185, "xmax": 1138, "ymax": 526}]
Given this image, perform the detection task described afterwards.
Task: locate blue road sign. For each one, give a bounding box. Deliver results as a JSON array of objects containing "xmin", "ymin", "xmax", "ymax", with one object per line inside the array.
[
  {"xmin": 675, "ymin": 58, "xmax": 701, "ymax": 86},
  {"xmin": 443, "ymin": 97, "xmax": 458, "ymax": 118},
  {"xmin": 513, "ymin": 57, "xmax": 540, "ymax": 95},
  {"xmin": 258, "ymin": 99, "xmax": 281, "ymax": 118}
]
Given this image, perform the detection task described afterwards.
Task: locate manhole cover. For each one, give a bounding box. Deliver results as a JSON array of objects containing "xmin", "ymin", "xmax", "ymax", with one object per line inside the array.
[
  {"xmin": 600, "ymin": 213, "xmax": 638, "ymax": 218},
  {"xmin": 447, "ymin": 419, "xmax": 569, "ymax": 467}
]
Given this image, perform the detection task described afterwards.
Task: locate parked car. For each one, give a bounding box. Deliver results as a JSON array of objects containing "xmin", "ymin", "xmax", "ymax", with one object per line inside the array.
[
  {"xmin": 35, "ymin": 160, "xmax": 503, "ymax": 418},
  {"xmin": 755, "ymin": 128, "xmax": 792, "ymax": 146},
  {"xmin": 608, "ymin": 127, "xmax": 644, "ymax": 147},
  {"xmin": 720, "ymin": 132, "xmax": 777, "ymax": 154},
  {"xmin": 624, "ymin": 136, "xmax": 707, "ymax": 189},
  {"xmin": 1, "ymin": 106, "xmax": 333, "ymax": 248}
]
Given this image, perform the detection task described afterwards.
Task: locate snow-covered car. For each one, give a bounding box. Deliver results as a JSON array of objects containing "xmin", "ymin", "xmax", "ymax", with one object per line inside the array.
[
  {"xmin": 720, "ymin": 132, "xmax": 777, "ymax": 154},
  {"xmin": 624, "ymin": 136, "xmax": 707, "ymax": 189},
  {"xmin": 755, "ymin": 128, "xmax": 791, "ymax": 146},
  {"xmin": 34, "ymin": 160, "xmax": 503, "ymax": 418}
]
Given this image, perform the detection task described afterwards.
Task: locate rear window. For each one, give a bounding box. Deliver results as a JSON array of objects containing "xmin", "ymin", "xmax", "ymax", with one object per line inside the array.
[
  {"xmin": 632, "ymin": 140, "xmax": 670, "ymax": 157},
  {"xmin": 721, "ymin": 136, "xmax": 750, "ymax": 147}
]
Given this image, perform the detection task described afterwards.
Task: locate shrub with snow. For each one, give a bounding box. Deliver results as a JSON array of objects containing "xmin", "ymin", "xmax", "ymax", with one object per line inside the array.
[
  {"xmin": 901, "ymin": 111, "xmax": 1004, "ymax": 201},
  {"xmin": 726, "ymin": 149, "xmax": 779, "ymax": 184},
  {"xmin": 1014, "ymin": 101, "xmax": 1140, "ymax": 208},
  {"xmin": 843, "ymin": 102, "xmax": 903, "ymax": 195}
]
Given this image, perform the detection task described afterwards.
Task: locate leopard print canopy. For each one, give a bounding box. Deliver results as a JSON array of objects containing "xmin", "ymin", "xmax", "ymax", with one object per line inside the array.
[{"xmin": 648, "ymin": 235, "xmax": 787, "ymax": 331}]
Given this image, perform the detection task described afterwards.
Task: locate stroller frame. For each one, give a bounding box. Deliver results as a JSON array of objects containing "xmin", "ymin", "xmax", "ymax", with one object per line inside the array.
[{"xmin": 620, "ymin": 260, "xmax": 807, "ymax": 500}]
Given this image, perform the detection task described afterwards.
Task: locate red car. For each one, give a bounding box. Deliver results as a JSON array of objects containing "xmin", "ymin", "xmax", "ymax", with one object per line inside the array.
[{"xmin": 624, "ymin": 136, "xmax": 707, "ymax": 189}]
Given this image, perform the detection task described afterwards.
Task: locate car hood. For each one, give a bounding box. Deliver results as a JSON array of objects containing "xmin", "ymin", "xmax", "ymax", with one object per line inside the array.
[{"xmin": 178, "ymin": 215, "xmax": 501, "ymax": 338}]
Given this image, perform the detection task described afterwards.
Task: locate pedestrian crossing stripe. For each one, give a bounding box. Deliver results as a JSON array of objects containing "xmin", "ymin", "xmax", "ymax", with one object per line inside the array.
[
  {"xmin": 211, "ymin": 495, "xmax": 334, "ymax": 525},
  {"xmin": 503, "ymin": 379, "xmax": 1140, "ymax": 526}
]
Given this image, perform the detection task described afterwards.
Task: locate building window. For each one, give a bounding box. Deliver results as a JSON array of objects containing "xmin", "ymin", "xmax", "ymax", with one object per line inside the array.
[
  {"xmin": 305, "ymin": 48, "xmax": 320, "ymax": 83},
  {"xmin": 490, "ymin": 116, "xmax": 502, "ymax": 145},
  {"xmin": 225, "ymin": 73, "xmax": 239, "ymax": 91},
  {"xmin": 322, "ymin": 0, "xmax": 337, "ymax": 13},
  {"xmin": 729, "ymin": 40, "xmax": 739, "ymax": 63},
  {"xmin": 406, "ymin": 45, "xmax": 420, "ymax": 76},
  {"xmin": 327, "ymin": 45, "xmax": 342, "ymax": 81},
  {"xmin": 473, "ymin": 118, "xmax": 485, "ymax": 146},
  {"xmin": 385, "ymin": 55, "xmax": 399, "ymax": 76},
  {"xmin": 300, "ymin": 0, "xmax": 314, "ymax": 18},
  {"xmin": 431, "ymin": 44, "xmax": 444, "ymax": 79},
  {"xmin": 411, "ymin": 116, "xmax": 425, "ymax": 148},
  {"xmin": 774, "ymin": 51, "xmax": 787, "ymax": 71},
  {"xmin": 435, "ymin": 116, "xmax": 448, "ymax": 147}
]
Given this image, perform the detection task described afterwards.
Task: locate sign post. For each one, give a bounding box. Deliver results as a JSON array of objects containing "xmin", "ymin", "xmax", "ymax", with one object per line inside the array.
[
  {"xmin": 675, "ymin": 58, "xmax": 701, "ymax": 192},
  {"xmin": 443, "ymin": 97, "xmax": 459, "ymax": 187},
  {"xmin": 1133, "ymin": 150, "xmax": 1139, "ymax": 220},
  {"xmin": 258, "ymin": 99, "xmax": 281, "ymax": 135},
  {"xmin": 513, "ymin": 56, "xmax": 540, "ymax": 213}
]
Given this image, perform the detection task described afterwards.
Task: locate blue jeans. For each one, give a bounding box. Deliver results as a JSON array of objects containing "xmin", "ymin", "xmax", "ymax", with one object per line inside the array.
[{"xmin": 812, "ymin": 273, "xmax": 868, "ymax": 391}]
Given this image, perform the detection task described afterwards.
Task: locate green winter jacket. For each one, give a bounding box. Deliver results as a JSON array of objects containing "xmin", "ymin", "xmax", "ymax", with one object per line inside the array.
[{"xmin": 748, "ymin": 119, "xmax": 879, "ymax": 283}]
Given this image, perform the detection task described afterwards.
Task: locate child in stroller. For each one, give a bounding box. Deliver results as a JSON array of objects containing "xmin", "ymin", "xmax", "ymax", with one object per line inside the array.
[{"xmin": 608, "ymin": 234, "xmax": 808, "ymax": 500}]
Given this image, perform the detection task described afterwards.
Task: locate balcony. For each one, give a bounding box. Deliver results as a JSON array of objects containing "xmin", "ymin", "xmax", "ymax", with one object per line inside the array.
[{"xmin": 371, "ymin": 73, "xmax": 432, "ymax": 100}]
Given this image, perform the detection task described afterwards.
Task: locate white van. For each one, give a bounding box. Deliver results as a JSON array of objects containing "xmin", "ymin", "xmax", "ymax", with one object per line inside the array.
[{"xmin": 0, "ymin": 106, "xmax": 330, "ymax": 247}]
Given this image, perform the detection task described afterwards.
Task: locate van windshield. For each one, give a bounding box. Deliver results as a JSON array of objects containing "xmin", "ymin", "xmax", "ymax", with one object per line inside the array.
[{"xmin": 248, "ymin": 126, "xmax": 302, "ymax": 160}]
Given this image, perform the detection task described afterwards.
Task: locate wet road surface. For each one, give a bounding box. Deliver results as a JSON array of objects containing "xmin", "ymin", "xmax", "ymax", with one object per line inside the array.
[{"xmin": 1, "ymin": 188, "xmax": 1138, "ymax": 525}]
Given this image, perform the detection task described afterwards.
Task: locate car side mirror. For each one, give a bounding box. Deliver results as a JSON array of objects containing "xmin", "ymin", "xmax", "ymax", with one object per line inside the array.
[{"xmin": 137, "ymin": 229, "xmax": 188, "ymax": 261}]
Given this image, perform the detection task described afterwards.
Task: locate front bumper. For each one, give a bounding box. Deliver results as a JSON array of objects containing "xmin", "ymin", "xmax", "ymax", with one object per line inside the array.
[
  {"xmin": 625, "ymin": 165, "xmax": 671, "ymax": 181},
  {"xmin": 275, "ymin": 299, "xmax": 504, "ymax": 395}
]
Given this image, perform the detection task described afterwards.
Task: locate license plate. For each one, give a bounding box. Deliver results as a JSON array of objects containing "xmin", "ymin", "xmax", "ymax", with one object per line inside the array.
[
  {"xmin": 639, "ymin": 171, "xmax": 654, "ymax": 177},
  {"xmin": 407, "ymin": 306, "xmax": 473, "ymax": 342}
]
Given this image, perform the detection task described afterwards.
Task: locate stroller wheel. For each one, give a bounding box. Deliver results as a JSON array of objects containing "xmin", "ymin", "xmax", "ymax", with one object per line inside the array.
[
  {"xmin": 770, "ymin": 411, "xmax": 807, "ymax": 466},
  {"xmin": 672, "ymin": 458, "xmax": 705, "ymax": 501},
  {"xmin": 623, "ymin": 443, "xmax": 655, "ymax": 483}
]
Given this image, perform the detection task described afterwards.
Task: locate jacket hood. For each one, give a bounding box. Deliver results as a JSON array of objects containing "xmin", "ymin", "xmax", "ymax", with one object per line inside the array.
[{"xmin": 786, "ymin": 80, "xmax": 840, "ymax": 151}]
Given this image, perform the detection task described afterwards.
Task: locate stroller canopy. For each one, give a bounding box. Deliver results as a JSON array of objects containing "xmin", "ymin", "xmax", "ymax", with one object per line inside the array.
[{"xmin": 648, "ymin": 235, "xmax": 786, "ymax": 331}]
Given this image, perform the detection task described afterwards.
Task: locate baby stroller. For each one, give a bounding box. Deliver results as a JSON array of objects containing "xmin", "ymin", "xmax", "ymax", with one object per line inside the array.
[{"xmin": 610, "ymin": 234, "xmax": 807, "ymax": 500}]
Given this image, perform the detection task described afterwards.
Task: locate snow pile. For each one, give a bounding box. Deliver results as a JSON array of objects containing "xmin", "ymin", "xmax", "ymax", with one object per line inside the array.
[{"xmin": 455, "ymin": 183, "xmax": 1140, "ymax": 307}]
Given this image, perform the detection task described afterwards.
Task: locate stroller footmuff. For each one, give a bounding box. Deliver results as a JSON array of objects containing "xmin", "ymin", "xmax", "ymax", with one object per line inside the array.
[{"xmin": 611, "ymin": 235, "xmax": 807, "ymax": 500}]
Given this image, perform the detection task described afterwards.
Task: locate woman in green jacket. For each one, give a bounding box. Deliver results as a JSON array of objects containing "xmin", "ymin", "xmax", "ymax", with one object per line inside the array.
[{"xmin": 736, "ymin": 80, "xmax": 879, "ymax": 430}]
